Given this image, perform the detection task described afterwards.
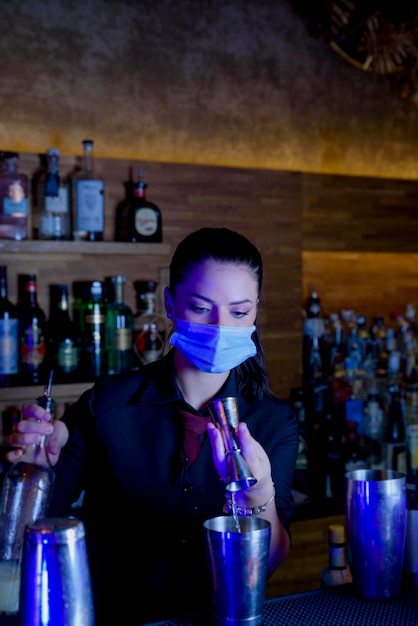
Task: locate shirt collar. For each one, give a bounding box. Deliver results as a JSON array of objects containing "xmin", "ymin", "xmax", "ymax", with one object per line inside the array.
[{"xmin": 129, "ymin": 349, "xmax": 238, "ymax": 407}]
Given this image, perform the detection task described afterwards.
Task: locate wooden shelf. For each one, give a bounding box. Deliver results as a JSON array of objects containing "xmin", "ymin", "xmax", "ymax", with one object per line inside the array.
[
  {"xmin": 0, "ymin": 240, "xmax": 171, "ymax": 255},
  {"xmin": 0, "ymin": 382, "xmax": 95, "ymax": 418}
]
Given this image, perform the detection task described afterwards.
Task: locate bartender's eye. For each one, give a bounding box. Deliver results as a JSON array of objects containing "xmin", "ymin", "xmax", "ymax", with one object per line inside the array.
[{"xmin": 190, "ymin": 304, "xmax": 210, "ymax": 314}]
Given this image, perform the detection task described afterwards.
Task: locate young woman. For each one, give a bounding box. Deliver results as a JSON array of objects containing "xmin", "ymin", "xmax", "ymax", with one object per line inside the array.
[{"xmin": 7, "ymin": 227, "xmax": 299, "ymax": 625}]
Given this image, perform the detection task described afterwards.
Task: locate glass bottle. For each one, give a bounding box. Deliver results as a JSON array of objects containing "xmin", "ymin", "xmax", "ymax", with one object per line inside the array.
[
  {"xmin": 303, "ymin": 284, "xmax": 326, "ymax": 354},
  {"xmin": 127, "ymin": 167, "xmax": 162, "ymax": 243},
  {"xmin": 320, "ymin": 524, "xmax": 352, "ymax": 588},
  {"xmin": 72, "ymin": 280, "xmax": 91, "ymax": 339},
  {"xmin": 325, "ymin": 313, "xmax": 345, "ymax": 377},
  {"xmin": 344, "ymin": 421, "xmax": 368, "ymax": 473},
  {"xmin": 0, "ymin": 375, "xmax": 55, "ymax": 616},
  {"xmin": 105, "ymin": 275, "xmax": 135, "ymax": 375},
  {"xmin": 361, "ymin": 383, "xmax": 384, "ymax": 469},
  {"xmin": 17, "ymin": 275, "xmax": 48, "ymax": 386},
  {"xmin": 114, "ymin": 168, "xmax": 134, "ymax": 242},
  {"xmin": 384, "ymin": 384, "xmax": 407, "ymax": 473},
  {"xmin": 0, "ymin": 266, "xmax": 19, "ymax": 388},
  {"xmin": 47, "ymin": 284, "xmax": 80, "ymax": 383},
  {"xmin": 83, "ymin": 281, "xmax": 107, "ymax": 380},
  {"xmin": 309, "ymin": 411, "xmax": 344, "ymax": 507},
  {"xmin": 305, "ymin": 283, "xmax": 322, "ymax": 319},
  {"xmin": 72, "ymin": 139, "xmax": 105, "ymax": 241},
  {"xmin": 37, "ymin": 148, "xmax": 71, "ymax": 240},
  {"xmin": 0, "ymin": 152, "xmax": 29, "ymax": 241},
  {"xmin": 133, "ymin": 280, "xmax": 167, "ymax": 365}
]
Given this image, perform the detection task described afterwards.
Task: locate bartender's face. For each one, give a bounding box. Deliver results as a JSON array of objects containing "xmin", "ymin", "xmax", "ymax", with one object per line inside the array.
[{"xmin": 165, "ymin": 260, "xmax": 258, "ymax": 328}]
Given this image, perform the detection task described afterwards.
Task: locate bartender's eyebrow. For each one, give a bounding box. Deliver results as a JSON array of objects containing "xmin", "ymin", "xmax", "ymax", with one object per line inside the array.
[{"xmin": 187, "ymin": 292, "xmax": 254, "ymax": 305}]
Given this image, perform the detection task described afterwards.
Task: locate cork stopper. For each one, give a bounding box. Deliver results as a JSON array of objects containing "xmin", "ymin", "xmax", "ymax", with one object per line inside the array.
[{"xmin": 328, "ymin": 524, "xmax": 345, "ymax": 544}]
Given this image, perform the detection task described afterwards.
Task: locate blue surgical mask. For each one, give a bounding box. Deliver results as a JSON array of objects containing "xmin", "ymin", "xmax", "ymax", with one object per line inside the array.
[{"xmin": 169, "ymin": 319, "xmax": 257, "ymax": 373}]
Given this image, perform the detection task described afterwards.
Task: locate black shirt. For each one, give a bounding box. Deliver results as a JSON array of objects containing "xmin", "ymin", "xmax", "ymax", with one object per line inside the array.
[{"xmin": 48, "ymin": 351, "xmax": 299, "ymax": 625}]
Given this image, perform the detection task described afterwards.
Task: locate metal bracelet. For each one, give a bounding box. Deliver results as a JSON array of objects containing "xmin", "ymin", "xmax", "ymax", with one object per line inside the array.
[{"xmin": 223, "ymin": 484, "xmax": 276, "ymax": 516}]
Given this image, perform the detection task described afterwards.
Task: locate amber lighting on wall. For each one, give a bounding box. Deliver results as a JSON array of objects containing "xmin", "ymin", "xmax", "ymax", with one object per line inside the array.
[{"xmin": 302, "ymin": 251, "xmax": 418, "ymax": 321}]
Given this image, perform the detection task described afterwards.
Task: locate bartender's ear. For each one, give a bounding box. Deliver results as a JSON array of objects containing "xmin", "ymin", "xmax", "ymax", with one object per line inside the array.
[{"xmin": 164, "ymin": 287, "xmax": 174, "ymax": 320}]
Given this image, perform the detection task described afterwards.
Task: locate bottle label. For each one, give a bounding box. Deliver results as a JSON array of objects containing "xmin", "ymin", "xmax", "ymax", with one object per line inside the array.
[
  {"xmin": 45, "ymin": 186, "xmax": 69, "ymax": 214},
  {"xmin": 85, "ymin": 312, "xmax": 106, "ymax": 325},
  {"xmin": 58, "ymin": 340, "xmax": 79, "ymax": 372},
  {"xmin": 20, "ymin": 326, "xmax": 46, "ymax": 366},
  {"xmin": 75, "ymin": 180, "xmax": 104, "ymax": 232},
  {"xmin": 134, "ymin": 207, "xmax": 158, "ymax": 237},
  {"xmin": 0, "ymin": 316, "xmax": 18, "ymax": 374},
  {"xmin": 114, "ymin": 328, "xmax": 132, "ymax": 351},
  {"xmin": 3, "ymin": 196, "xmax": 28, "ymax": 216}
]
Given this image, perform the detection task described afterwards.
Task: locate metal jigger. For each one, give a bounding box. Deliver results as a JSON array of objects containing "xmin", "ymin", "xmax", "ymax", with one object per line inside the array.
[{"xmin": 208, "ymin": 397, "xmax": 257, "ymax": 492}]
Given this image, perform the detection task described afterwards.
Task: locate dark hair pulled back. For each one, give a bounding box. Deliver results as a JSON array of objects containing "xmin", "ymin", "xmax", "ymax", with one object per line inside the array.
[{"xmin": 169, "ymin": 227, "xmax": 271, "ymax": 400}]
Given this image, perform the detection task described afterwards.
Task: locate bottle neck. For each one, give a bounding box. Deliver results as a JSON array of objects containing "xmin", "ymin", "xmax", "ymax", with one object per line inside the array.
[
  {"xmin": 114, "ymin": 284, "xmax": 125, "ymax": 303},
  {"xmin": 47, "ymin": 154, "xmax": 59, "ymax": 176},
  {"xmin": 139, "ymin": 292, "xmax": 156, "ymax": 314},
  {"xmin": 133, "ymin": 182, "xmax": 147, "ymax": 199},
  {"xmin": 24, "ymin": 280, "xmax": 38, "ymax": 306},
  {"xmin": 2, "ymin": 156, "xmax": 18, "ymax": 174},
  {"xmin": 82, "ymin": 145, "xmax": 94, "ymax": 176}
]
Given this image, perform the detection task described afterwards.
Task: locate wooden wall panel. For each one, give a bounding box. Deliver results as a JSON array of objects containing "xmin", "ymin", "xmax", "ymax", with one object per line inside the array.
[
  {"xmin": 303, "ymin": 174, "xmax": 418, "ymax": 252},
  {"xmin": 0, "ymin": 153, "xmax": 303, "ymax": 401},
  {"xmin": 302, "ymin": 251, "xmax": 418, "ymax": 326},
  {"xmin": 302, "ymin": 173, "xmax": 418, "ymax": 329}
]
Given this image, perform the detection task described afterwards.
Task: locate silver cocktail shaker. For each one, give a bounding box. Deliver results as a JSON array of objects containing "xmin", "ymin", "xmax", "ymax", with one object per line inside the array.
[{"xmin": 20, "ymin": 517, "xmax": 95, "ymax": 625}]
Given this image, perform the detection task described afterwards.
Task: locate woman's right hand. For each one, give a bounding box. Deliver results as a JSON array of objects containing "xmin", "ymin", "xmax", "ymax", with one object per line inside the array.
[{"xmin": 5, "ymin": 403, "xmax": 69, "ymax": 466}]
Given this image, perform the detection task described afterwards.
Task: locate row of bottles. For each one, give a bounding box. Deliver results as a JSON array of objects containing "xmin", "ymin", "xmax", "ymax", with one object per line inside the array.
[
  {"xmin": 0, "ymin": 266, "xmax": 168, "ymax": 387},
  {"xmin": 0, "ymin": 141, "xmax": 162, "ymax": 243},
  {"xmin": 298, "ymin": 285, "xmax": 418, "ymax": 511},
  {"xmin": 303, "ymin": 284, "xmax": 418, "ymax": 383}
]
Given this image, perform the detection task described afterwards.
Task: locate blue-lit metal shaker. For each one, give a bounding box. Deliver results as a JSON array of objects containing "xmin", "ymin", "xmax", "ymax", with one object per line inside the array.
[
  {"xmin": 20, "ymin": 517, "xmax": 95, "ymax": 625},
  {"xmin": 204, "ymin": 516, "xmax": 271, "ymax": 626},
  {"xmin": 345, "ymin": 469, "xmax": 407, "ymax": 601}
]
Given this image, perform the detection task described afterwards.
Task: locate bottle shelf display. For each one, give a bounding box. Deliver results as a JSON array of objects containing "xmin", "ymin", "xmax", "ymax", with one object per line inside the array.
[
  {"xmin": 299, "ymin": 284, "xmax": 418, "ymax": 513},
  {"xmin": 0, "ymin": 146, "xmax": 164, "ymax": 245},
  {"xmin": 0, "ymin": 267, "xmax": 169, "ymax": 391},
  {"xmin": 0, "ymin": 240, "xmax": 170, "ymax": 255}
]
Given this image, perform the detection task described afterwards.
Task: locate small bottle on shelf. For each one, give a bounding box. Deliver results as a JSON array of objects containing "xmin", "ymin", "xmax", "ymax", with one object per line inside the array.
[
  {"xmin": 0, "ymin": 372, "xmax": 55, "ymax": 615},
  {"xmin": 0, "ymin": 265, "xmax": 19, "ymax": 388},
  {"xmin": 72, "ymin": 139, "xmax": 105, "ymax": 241},
  {"xmin": 344, "ymin": 421, "xmax": 368, "ymax": 473},
  {"xmin": 321, "ymin": 524, "xmax": 353, "ymax": 588},
  {"xmin": 0, "ymin": 152, "xmax": 29, "ymax": 241},
  {"xmin": 47, "ymin": 284, "xmax": 81, "ymax": 383},
  {"xmin": 83, "ymin": 280, "xmax": 107, "ymax": 380},
  {"xmin": 37, "ymin": 148, "xmax": 71, "ymax": 240},
  {"xmin": 305, "ymin": 283, "xmax": 323, "ymax": 319},
  {"xmin": 105, "ymin": 275, "xmax": 135, "ymax": 375},
  {"xmin": 362, "ymin": 383, "xmax": 384, "ymax": 469},
  {"xmin": 17, "ymin": 274, "xmax": 48, "ymax": 386},
  {"xmin": 114, "ymin": 167, "xmax": 135, "ymax": 242},
  {"xmin": 127, "ymin": 167, "xmax": 162, "ymax": 243},
  {"xmin": 384, "ymin": 384, "xmax": 407, "ymax": 473},
  {"xmin": 133, "ymin": 280, "xmax": 167, "ymax": 365}
]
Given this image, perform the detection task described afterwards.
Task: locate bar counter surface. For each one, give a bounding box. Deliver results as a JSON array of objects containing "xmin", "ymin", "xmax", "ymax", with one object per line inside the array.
[{"xmin": 142, "ymin": 585, "xmax": 418, "ymax": 626}]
